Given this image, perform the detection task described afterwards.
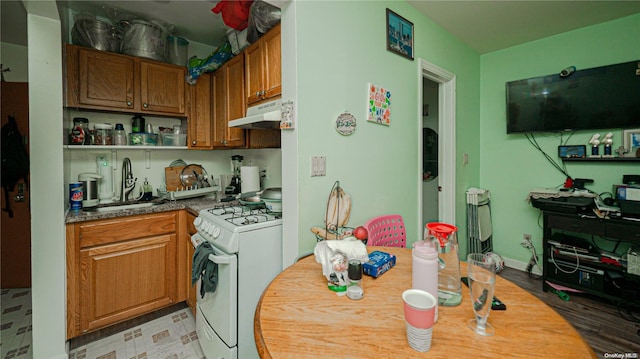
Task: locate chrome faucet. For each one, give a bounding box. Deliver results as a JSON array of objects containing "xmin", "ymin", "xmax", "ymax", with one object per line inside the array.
[{"xmin": 120, "ymin": 157, "xmax": 137, "ymax": 202}]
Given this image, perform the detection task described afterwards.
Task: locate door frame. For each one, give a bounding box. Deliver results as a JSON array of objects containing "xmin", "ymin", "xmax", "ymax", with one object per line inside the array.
[{"xmin": 417, "ymin": 59, "xmax": 456, "ymax": 236}]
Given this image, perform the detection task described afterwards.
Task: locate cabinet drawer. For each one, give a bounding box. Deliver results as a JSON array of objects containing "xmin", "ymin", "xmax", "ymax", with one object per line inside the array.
[
  {"xmin": 546, "ymin": 214, "xmax": 605, "ymax": 236},
  {"xmin": 606, "ymin": 222, "xmax": 640, "ymax": 243},
  {"xmin": 79, "ymin": 212, "xmax": 177, "ymax": 248}
]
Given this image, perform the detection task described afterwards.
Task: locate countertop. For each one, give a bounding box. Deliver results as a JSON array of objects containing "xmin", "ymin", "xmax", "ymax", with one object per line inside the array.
[{"xmin": 65, "ymin": 196, "xmax": 222, "ymax": 223}]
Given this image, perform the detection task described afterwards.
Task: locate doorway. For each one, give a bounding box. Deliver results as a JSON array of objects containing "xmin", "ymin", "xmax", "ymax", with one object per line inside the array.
[{"xmin": 418, "ymin": 59, "xmax": 456, "ymax": 236}]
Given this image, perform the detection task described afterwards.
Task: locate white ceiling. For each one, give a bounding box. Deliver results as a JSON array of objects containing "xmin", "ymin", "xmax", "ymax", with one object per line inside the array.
[{"xmin": 2, "ymin": 1, "xmax": 640, "ymax": 54}]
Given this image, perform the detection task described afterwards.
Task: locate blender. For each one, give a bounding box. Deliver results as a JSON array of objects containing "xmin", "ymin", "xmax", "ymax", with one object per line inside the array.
[{"xmin": 226, "ymin": 155, "xmax": 243, "ymax": 195}]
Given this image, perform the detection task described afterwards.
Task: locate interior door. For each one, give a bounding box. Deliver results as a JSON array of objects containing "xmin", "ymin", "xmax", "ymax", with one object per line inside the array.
[{"xmin": 1, "ymin": 82, "xmax": 31, "ymax": 288}]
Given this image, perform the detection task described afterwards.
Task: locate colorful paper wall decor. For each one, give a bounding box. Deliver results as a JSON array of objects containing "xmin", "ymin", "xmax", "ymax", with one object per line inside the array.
[{"xmin": 368, "ymin": 83, "xmax": 392, "ymax": 126}]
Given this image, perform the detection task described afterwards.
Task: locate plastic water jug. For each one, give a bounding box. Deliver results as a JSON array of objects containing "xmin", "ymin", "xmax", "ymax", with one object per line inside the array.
[
  {"xmin": 412, "ymin": 240, "xmax": 439, "ymax": 321},
  {"xmin": 425, "ymin": 222, "xmax": 462, "ymax": 306}
]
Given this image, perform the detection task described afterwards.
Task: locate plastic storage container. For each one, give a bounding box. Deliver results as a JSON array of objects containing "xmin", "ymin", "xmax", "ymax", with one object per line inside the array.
[
  {"xmin": 167, "ymin": 36, "xmax": 189, "ymax": 66},
  {"xmin": 226, "ymin": 28, "xmax": 248, "ymax": 55},
  {"xmin": 161, "ymin": 133, "xmax": 187, "ymax": 146},
  {"xmin": 114, "ymin": 123, "xmax": 126, "ymax": 145},
  {"xmin": 128, "ymin": 133, "xmax": 158, "ymax": 146}
]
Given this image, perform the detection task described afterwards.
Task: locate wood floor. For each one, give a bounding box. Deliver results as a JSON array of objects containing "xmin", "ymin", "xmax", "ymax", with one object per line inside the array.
[{"xmin": 499, "ymin": 267, "xmax": 640, "ymax": 357}]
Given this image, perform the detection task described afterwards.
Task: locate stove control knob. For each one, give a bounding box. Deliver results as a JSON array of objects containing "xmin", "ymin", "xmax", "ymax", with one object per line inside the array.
[
  {"xmin": 201, "ymin": 222, "xmax": 210, "ymax": 233},
  {"xmin": 207, "ymin": 225, "xmax": 214, "ymax": 236},
  {"xmin": 193, "ymin": 217, "xmax": 202, "ymax": 228},
  {"xmin": 212, "ymin": 226, "xmax": 221, "ymax": 239}
]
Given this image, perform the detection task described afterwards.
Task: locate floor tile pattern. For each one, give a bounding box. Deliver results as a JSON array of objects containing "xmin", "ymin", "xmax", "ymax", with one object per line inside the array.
[
  {"xmin": 68, "ymin": 308, "xmax": 204, "ymax": 359},
  {"xmin": 1, "ymin": 288, "xmax": 32, "ymax": 359},
  {"xmin": 1, "ymin": 288, "xmax": 205, "ymax": 359}
]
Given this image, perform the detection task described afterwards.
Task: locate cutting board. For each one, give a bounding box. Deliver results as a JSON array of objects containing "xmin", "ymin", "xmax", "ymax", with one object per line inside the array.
[
  {"xmin": 164, "ymin": 166, "xmax": 185, "ymax": 191},
  {"xmin": 164, "ymin": 165, "xmax": 207, "ymax": 191}
]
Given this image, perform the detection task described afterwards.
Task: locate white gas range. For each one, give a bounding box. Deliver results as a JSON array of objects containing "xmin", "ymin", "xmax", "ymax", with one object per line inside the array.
[{"xmin": 191, "ymin": 202, "xmax": 282, "ymax": 359}]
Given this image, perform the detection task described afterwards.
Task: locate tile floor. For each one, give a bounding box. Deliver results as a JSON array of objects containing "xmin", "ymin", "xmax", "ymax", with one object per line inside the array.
[
  {"xmin": 1, "ymin": 288, "xmax": 205, "ymax": 359},
  {"xmin": 1, "ymin": 288, "xmax": 32, "ymax": 359}
]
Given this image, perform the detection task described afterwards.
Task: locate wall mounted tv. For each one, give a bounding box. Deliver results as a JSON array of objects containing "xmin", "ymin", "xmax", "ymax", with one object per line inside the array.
[{"xmin": 506, "ymin": 60, "xmax": 640, "ymax": 134}]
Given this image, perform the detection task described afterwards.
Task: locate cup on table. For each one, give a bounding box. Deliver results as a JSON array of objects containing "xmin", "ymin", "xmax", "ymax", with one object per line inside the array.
[{"xmin": 402, "ymin": 289, "xmax": 436, "ymax": 352}]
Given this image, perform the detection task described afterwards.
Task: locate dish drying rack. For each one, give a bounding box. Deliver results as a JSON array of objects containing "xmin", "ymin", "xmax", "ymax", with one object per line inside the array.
[{"xmin": 157, "ymin": 185, "xmax": 219, "ymax": 200}]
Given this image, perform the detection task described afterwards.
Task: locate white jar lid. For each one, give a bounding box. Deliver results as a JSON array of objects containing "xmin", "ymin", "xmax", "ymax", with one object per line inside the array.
[{"xmin": 94, "ymin": 123, "xmax": 113, "ymax": 130}]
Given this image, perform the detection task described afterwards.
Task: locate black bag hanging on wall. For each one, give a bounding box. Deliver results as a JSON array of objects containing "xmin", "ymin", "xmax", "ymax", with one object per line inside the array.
[{"xmin": 1, "ymin": 115, "xmax": 29, "ymax": 218}]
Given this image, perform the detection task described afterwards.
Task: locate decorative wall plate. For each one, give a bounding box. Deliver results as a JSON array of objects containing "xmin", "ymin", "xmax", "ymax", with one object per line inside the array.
[{"xmin": 336, "ymin": 112, "xmax": 356, "ymax": 136}]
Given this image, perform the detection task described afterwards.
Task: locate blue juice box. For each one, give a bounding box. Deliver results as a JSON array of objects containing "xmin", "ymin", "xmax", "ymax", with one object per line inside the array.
[{"xmin": 363, "ymin": 251, "xmax": 396, "ymax": 277}]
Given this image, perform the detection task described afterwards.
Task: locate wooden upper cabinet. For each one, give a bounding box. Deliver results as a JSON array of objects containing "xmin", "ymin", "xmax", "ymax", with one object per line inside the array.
[
  {"xmin": 212, "ymin": 55, "xmax": 246, "ymax": 148},
  {"xmin": 188, "ymin": 73, "xmax": 213, "ymax": 149},
  {"xmin": 65, "ymin": 44, "xmax": 187, "ymax": 117},
  {"xmin": 140, "ymin": 61, "xmax": 186, "ymax": 115},
  {"xmin": 245, "ymin": 24, "xmax": 281, "ymax": 106},
  {"xmin": 73, "ymin": 46, "xmax": 135, "ymax": 109}
]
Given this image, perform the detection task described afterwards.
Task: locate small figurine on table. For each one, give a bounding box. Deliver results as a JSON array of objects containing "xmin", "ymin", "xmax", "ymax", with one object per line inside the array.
[{"xmin": 328, "ymin": 251, "xmax": 349, "ymax": 288}]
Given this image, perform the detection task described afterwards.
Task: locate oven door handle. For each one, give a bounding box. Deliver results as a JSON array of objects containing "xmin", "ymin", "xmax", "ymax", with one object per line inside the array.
[{"xmin": 208, "ymin": 253, "xmax": 232, "ymax": 264}]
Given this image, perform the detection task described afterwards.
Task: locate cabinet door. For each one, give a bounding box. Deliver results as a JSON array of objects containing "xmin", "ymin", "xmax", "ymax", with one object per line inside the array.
[
  {"xmin": 225, "ymin": 55, "xmax": 247, "ymax": 147},
  {"xmin": 244, "ymin": 40, "xmax": 265, "ymax": 106},
  {"xmin": 212, "ymin": 58, "xmax": 246, "ymax": 148},
  {"xmin": 212, "ymin": 67, "xmax": 228, "ymax": 147},
  {"xmin": 79, "ymin": 234, "xmax": 176, "ymax": 332},
  {"xmin": 262, "ymin": 24, "xmax": 282, "ymax": 100},
  {"xmin": 244, "ymin": 24, "xmax": 281, "ymax": 106},
  {"xmin": 77, "ymin": 48, "xmax": 135, "ymax": 110},
  {"xmin": 140, "ymin": 61, "xmax": 186, "ymax": 115},
  {"xmin": 188, "ymin": 73, "xmax": 213, "ymax": 149}
]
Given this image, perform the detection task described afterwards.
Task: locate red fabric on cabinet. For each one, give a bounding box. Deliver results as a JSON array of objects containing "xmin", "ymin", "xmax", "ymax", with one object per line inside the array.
[{"xmin": 211, "ymin": 0, "xmax": 254, "ymax": 31}]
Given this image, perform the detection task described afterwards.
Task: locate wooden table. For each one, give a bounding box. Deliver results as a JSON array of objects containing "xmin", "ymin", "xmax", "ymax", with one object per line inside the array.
[{"xmin": 254, "ymin": 246, "xmax": 596, "ymax": 358}]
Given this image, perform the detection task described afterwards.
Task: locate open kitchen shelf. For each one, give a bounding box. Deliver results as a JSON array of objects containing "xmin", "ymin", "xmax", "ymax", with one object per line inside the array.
[
  {"xmin": 561, "ymin": 157, "xmax": 640, "ymax": 162},
  {"xmin": 64, "ymin": 145, "xmax": 188, "ymax": 150}
]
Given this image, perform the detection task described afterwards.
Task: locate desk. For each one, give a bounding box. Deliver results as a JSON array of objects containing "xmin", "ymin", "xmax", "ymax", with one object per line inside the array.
[{"xmin": 254, "ymin": 247, "xmax": 596, "ymax": 358}]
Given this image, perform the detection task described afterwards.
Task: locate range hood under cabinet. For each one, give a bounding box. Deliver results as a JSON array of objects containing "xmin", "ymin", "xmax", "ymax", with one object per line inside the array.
[{"xmin": 228, "ymin": 99, "xmax": 281, "ymax": 130}]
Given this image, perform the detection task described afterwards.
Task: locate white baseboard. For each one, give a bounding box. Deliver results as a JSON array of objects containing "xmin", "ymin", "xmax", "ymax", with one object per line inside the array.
[{"xmin": 503, "ymin": 256, "xmax": 543, "ymax": 276}]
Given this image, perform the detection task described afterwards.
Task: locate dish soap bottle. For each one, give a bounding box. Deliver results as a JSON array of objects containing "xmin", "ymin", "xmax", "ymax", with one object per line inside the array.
[{"xmin": 142, "ymin": 178, "xmax": 153, "ymax": 201}]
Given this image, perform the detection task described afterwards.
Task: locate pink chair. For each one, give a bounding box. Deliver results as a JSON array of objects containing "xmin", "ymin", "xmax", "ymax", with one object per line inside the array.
[{"xmin": 364, "ymin": 214, "xmax": 406, "ymax": 248}]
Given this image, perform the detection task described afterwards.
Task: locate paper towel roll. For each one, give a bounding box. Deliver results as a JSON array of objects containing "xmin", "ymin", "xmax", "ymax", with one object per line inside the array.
[{"xmin": 240, "ymin": 166, "xmax": 260, "ymax": 193}]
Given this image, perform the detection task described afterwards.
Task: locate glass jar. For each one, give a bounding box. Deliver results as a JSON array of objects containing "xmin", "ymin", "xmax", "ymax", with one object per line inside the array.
[
  {"xmin": 70, "ymin": 117, "xmax": 89, "ymax": 145},
  {"xmin": 425, "ymin": 222, "xmax": 462, "ymax": 306},
  {"xmin": 94, "ymin": 123, "xmax": 113, "ymax": 145}
]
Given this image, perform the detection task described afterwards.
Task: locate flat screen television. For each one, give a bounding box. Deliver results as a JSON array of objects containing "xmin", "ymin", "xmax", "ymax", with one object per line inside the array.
[{"xmin": 506, "ymin": 60, "xmax": 640, "ymax": 134}]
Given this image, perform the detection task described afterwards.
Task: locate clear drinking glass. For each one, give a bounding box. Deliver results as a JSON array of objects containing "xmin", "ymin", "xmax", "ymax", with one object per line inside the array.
[{"xmin": 467, "ymin": 253, "xmax": 496, "ymax": 336}]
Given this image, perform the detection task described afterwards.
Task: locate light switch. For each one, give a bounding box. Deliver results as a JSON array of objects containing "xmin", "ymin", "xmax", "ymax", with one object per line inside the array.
[{"xmin": 311, "ymin": 156, "xmax": 326, "ymax": 177}]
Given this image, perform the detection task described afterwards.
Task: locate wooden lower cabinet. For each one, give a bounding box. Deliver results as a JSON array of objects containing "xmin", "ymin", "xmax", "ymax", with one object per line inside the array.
[{"xmin": 66, "ymin": 212, "xmax": 180, "ymax": 339}]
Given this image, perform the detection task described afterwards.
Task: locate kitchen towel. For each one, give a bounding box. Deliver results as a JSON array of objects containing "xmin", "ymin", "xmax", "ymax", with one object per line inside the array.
[
  {"xmin": 192, "ymin": 242, "xmax": 218, "ymax": 298},
  {"xmin": 240, "ymin": 166, "xmax": 260, "ymax": 193}
]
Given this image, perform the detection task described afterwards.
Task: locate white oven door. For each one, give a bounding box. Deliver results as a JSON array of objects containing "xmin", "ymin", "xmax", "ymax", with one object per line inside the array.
[{"xmin": 192, "ymin": 234, "xmax": 238, "ymax": 347}]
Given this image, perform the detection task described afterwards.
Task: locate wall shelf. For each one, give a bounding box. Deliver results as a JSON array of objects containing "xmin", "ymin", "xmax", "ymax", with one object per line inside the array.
[
  {"xmin": 561, "ymin": 157, "xmax": 640, "ymax": 162},
  {"xmin": 64, "ymin": 145, "xmax": 188, "ymax": 150}
]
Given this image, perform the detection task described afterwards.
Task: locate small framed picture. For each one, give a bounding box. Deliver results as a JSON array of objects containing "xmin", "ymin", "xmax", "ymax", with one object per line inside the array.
[
  {"xmin": 386, "ymin": 8, "xmax": 414, "ymax": 60},
  {"xmin": 623, "ymin": 128, "xmax": 640, "ymax": 157}
]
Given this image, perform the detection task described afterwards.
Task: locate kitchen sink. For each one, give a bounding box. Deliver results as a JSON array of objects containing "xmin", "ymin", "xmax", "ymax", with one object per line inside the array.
[{"xmin": 84, "ymin": 199, "xmax": 166, "ymax": 213}]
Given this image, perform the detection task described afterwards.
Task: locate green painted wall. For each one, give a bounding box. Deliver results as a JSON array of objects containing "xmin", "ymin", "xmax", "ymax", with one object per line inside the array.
[
  {"xmin": 480, "ymin": 14, "xmax": 640, "ymax": 265},
  {"xmin": 294, "ymin": 1, "xmax": 480, "ymax": 256}
]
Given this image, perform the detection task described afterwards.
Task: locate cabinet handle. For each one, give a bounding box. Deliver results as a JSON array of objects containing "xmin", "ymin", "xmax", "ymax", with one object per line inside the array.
[
  {"xmin": 127, "ymin": 101, "xmax": 132, "ymax": 107},
  {"xmin": 143, "ymin": 103, "xmax": 148, "ymax": 109},
  {"xmin": 255, "ymin": 91, "xmax": 261, "ymax": 97},
  {"xmin": 192, "ymin": 140, "xmax": 197, "ymax": 145}
]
